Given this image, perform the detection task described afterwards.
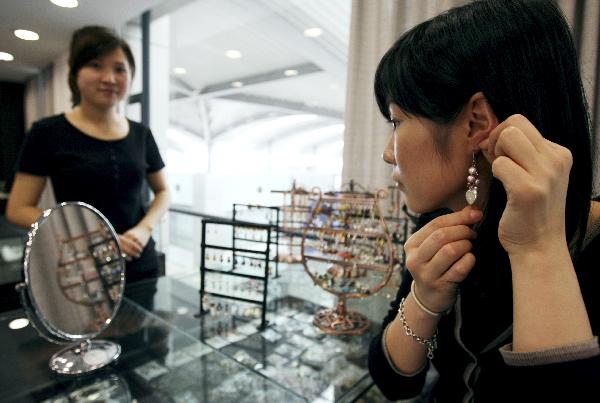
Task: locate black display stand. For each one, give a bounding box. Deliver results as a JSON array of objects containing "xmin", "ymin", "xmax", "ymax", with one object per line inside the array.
[
  {"xmin": 198, "ymin": 218, "xmax": 272, "ymax": 330},
  {"xmin": 232, "ymin": 203, "xmax": 280, "ymax": 277}
]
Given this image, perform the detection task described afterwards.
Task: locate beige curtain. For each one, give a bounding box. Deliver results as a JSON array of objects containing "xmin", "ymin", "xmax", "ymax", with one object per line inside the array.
[
  {"xmin": 23, "ymin": 51, "xmax": 71, "ymax": 209},
  {"xmin": 343, "ymin": 0, "xmax": 600, "ymax": 195},
  {"xmin": 342, "ymin": 0, "xmax": 470, "ymax": 192}
]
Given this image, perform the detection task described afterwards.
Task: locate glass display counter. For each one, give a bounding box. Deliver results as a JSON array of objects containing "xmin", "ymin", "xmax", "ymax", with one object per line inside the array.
[{"xmin": 1, "ymin": 276, "xmax": 390, "ymax": 402}]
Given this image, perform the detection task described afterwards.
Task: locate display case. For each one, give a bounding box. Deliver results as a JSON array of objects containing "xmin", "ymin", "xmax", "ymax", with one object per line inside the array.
[{"xmin": 199, "ymin": 218, "xmax": 273, "ymax": 329}]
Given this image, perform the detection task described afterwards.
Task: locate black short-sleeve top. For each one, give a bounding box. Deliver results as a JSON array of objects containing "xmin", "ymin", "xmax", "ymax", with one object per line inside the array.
[{"xmin": 17, "ymin": 114, "xmax": 165, "ymax": 234}]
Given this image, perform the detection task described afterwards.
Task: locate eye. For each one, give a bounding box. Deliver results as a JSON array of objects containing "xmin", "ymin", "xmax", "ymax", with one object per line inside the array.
[
  {"xmin": 115, "ymin": 65, "xmax": 128, "ymax": 74},
  {"xmin": 390, "ymin": 118, "xmax": 401, "ymax": 130},
  {"xmin": 87, "ymin": 60, "xmax": 101, "ymax": 69}
]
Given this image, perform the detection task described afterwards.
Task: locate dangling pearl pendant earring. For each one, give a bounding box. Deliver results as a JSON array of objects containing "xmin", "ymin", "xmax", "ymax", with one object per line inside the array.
[{"xmin": 465, "ymin": 154, "xmax": 480, "ymax": 205}]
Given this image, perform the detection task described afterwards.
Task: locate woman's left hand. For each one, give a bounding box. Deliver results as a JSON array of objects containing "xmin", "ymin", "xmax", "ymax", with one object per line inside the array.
[{"xmin": 480, "ymin": 114, "xmax": 573, "ymax": 257}]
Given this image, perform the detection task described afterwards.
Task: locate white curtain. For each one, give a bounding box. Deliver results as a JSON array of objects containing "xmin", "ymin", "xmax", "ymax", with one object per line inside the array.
[{"xmin": 343, "ymin": 0, "xmax": 600, "ymax": 195}]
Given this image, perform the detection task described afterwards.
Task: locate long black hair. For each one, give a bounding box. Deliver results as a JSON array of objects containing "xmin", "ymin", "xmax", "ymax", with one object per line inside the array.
[{"xmin": 375, "ymin": 0, "xmax": 592, "ymax": 257}]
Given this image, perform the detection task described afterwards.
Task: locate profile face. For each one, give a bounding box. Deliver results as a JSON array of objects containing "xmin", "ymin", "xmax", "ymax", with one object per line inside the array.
[
  {"xmin": 76, "ymin": 47, "xmax": 131, "ymax": 109},
  {"xmin": 383, "ymin": 103, "xmax": 471, "ymax": 213}
]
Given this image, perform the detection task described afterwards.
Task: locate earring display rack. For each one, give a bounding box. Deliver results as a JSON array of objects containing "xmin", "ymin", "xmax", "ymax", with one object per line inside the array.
[
  {"xmin": 232, "ymin": 203, "xmax": 280, "ymax": 277},
  {"xmin": 271, "ymin": 185, "xmax": 316, "ymax": 264},
  {"xmin": 301, "ymin": 188, "xmax": 396, "ymax": 336},
  {"xmin": 199, "ymin": 218, "xmax": 272, "ymax": 330}
]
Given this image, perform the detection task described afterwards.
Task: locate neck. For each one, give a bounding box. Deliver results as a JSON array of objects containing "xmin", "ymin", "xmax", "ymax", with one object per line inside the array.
[{"xmin": 74, "ymin": 102, "xmax": 120, "ymax": 126}]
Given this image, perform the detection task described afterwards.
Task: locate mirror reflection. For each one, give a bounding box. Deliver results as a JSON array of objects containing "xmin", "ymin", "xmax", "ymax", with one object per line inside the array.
[{"xmin": 26, "ymin": 202, "xmax": 124, "ymax": 340}]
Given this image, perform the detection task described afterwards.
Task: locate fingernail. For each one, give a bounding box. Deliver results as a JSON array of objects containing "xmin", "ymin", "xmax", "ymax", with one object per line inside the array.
[{"xmin": 470, "ymin": 210, "xmax": 482, "ymax": 220}]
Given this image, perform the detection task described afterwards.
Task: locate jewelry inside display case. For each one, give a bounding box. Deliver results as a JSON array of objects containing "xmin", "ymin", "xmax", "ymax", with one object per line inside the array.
[
  {"xmin": 271, "ymin": 183, "xmax": 314, "ymax": 264},
  {"xmin": 199, "ymin": 218, "xmax": 273, "ymax": 330},
  {"xmin": 301, "ymin": 187, "xmax": 397, "ymax": 336}
]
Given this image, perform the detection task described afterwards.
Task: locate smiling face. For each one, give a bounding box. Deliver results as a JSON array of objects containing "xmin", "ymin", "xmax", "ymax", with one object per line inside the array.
[
  {"xmin": 75, "ymin": 47, "xmax": 131, "ymax": 110},
  {"xmin": 383, "ymin": 103, "xmax": 473, "ymax": 213}
]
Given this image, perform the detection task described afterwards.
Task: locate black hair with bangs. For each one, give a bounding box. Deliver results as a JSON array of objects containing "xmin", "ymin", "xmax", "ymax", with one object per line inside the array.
[{"xmin": 375, "ymin": 0, "xmax": 593, "ymax": 258}]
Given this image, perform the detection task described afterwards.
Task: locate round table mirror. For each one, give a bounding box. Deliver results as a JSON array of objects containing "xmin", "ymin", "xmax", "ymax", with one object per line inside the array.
[{"xmin": 16, "ymin": 201, "xmax": 126, "ymax": 375}]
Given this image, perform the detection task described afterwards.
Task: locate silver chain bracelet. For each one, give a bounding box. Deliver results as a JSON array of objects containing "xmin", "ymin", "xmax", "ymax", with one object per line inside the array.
[{"xmin": 398, "ymin": 297, "xmax": 438, "ymax": 359}]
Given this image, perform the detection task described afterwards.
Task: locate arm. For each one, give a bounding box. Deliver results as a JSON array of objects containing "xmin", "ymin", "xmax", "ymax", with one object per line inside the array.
[
  {"xmin": 6, "ymin": 173, "xmax": 47, "ymax": 228},
  {"xmin": 120, "ymin": 169, "xmax": 170, "ymax": 258},
  {"xmin": 384, "ymin": 208, "xmax": 481, "ymax": 373},
  {"xmin": 481, "ymin": 114, "xmax": 594, "ymax": 352}
]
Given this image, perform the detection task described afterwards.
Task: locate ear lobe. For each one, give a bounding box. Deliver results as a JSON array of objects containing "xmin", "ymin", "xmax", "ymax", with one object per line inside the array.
[{"xmin": 467, "ymin": 92, "xmax": 498, "ymax": 150}]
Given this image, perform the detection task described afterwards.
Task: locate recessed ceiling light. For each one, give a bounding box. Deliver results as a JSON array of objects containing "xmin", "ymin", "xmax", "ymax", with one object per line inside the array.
[
  {"xmin": 173, "ymin": 67, "xmax": 187, "ymax": 75},
  {"xmin": 14, "ymin": 29, "xmax": 39, "ymax": 41},
  {"xmin": 0, "ymin": 52, "xmax": 14, "ymax": 61},
  {"xmin": 303, "ymin": 27, "xmax": 323, "ymax": 38},
  {"xmin": 225, "ymin": 49, "xmax": 242, "ymax": 59},
  {"xmin": 50, "ymin": 0, "xmax": 79, "ymax": 8},
  {"xmin": 284, "ymin": 69, "xmax": 298, "ymax": 77},
  {"xmin": 8, "ymin": 318, "xmax": 29, "ymax": 330},
  {"xmin": 231, "ymin": 81, "xmax": 243, "ymax": 88}
]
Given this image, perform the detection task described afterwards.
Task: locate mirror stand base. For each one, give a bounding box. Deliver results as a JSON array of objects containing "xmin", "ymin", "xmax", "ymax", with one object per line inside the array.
[{"xmin": 49, "ymin": 339, "xmax": 121, "ymax": 376}]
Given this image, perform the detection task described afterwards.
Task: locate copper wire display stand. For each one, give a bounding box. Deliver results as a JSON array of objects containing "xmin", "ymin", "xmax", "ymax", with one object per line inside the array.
[
  {"xmin": 312, "ymin": 297, "xmax": 370, "ymax": 336},
  {"xmin": 272, "ymin": 183, "xmax": 314, "ymax": 264},
  {"xmin": 302, "ymin": 186, "xmax": 396, "ymax": 336}
]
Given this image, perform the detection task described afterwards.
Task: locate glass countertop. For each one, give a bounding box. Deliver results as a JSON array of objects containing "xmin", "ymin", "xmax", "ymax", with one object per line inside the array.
[{"xmin": 0, "ymin": 275, "xmax": 387, "ymax": 402}]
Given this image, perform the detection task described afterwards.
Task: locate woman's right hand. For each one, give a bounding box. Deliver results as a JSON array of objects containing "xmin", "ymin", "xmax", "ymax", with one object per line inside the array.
[
  {"xmin": 119, "ymin": 233, "xmax": 144, "ymax": 260},
  {"xmin": 404, "ymin": 207, "xmax": 482, "ymax": 313}
]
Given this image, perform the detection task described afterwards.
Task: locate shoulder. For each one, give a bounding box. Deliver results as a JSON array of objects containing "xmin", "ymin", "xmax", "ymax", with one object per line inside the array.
[
  {"xmin": 127, "ymin": 119, "xmax": 152, "ymax": 136},
  {"xmin": 31, "ymin": 114, "xmax": 68, "ymax": 130},
  {"xmin": 26, "ymin": 114, "xmax": 70, "ymax": 144}
]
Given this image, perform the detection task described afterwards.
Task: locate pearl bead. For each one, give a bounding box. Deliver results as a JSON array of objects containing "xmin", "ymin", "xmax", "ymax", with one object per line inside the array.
[{"xmin": 468, "ymin": 167, "xmax": 477, "ymax": 175}]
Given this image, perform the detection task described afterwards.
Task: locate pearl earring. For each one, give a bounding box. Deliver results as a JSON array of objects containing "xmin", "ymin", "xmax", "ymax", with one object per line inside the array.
[{"xmin": 465, "ymin": 154, "xmax": 480, "ymax": 205}]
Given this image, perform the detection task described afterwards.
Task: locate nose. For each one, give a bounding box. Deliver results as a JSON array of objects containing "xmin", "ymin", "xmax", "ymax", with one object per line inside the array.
[
  {"xmin": 101, "ymin": 68, "xmax": 116, "ymax": 83},
  {"xmin": 382, "ymin": 134, "xmax": 395, "ymax": 165}
]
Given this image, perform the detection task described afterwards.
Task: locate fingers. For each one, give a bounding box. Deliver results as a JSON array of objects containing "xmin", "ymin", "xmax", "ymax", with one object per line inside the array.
[
  {"xmin": 492, "ymin": 126, "xmax": 540, "ymax": 173},
  {"xmin": 413, "ymin": 225, "xmax": 477, "ymax": 263},
  {"xmin": 119, "ymin": 234, "xmax": 143, "ymax": 258},
  {"xmin": 406, "ymin": 207, "xmax": 482, "ymax": 248},
  {"xmin": 486, "ymin": 114, "xmax": 546, "ymax": 160},
  {"xmin": 441, "ymin": 251, "xmax": 476, "ymax": 284}
]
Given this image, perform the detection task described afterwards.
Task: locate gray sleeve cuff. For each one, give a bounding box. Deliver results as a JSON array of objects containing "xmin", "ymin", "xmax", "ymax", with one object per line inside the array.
[
  {"xmin": 381, "ymin": 323, "xmax": 427, "ymax": 376},
  {"xmin": 499, "ymin": 336, "xmax": 600, "ymax": 366}
]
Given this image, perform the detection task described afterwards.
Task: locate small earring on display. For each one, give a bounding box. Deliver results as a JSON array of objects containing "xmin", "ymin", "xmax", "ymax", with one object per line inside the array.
[{"xmin": 465, "ymin": 154, "xmax": 480, "ymax": 205}]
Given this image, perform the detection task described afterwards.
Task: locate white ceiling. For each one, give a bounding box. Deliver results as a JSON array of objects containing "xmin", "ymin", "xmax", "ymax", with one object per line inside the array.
[
  {"xmin": 0, "ymin": 0, "xmax": 351, "ymax": 150},
  {"xmin": 0, "ymin": 0, "xmax": 165, "ymax": 82}
]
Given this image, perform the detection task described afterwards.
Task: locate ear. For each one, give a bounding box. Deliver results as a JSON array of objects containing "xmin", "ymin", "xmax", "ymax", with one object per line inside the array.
[{"xmin": 465, "ymin": 92, "xmax": 498, "ymax": 152}]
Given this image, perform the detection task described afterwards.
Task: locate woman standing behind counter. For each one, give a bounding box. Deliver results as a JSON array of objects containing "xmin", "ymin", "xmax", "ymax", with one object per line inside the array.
[{"xmin": 7, "ymin": 26, "xmax": 169, "ymax": 284}]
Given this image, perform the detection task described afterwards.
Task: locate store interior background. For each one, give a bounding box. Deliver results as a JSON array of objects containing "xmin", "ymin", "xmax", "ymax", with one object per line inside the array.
[{"xmin": 2, "ymin": 0, "xmax": 600, "ymax": 317}]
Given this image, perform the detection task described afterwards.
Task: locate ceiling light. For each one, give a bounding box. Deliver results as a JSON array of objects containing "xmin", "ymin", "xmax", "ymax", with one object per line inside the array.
[
  {"xmin": 0, "ymin": 52, "xmax": 14, "ymax": 61},
  {"xmin": 225, "ymin": 49, "xmax": 242, "ymax": 59},
  {"xmin": 50, "ymin": 0, "xmax": 79, "ymax": 8},
  {"xmin": 173, "ymin": 67, "xmax": 187, "ymax": 75},
  {"xmin": 284, "ymin": 69, "xmax": 298, "ymax": 77},
  {"xmin": 8, "ymin": 318, "xmax": 29, "ymax": 330},
  {"xmin": 231, "ymin": 81, "xmax": 243, "ymax": 88},
  {"xmin": 303, "ymin": 27, "xmax": 323, "ymax": 38},
  {"xmin": 14, "ymin": 29, "xmax": 39, "ymax": 41}
]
